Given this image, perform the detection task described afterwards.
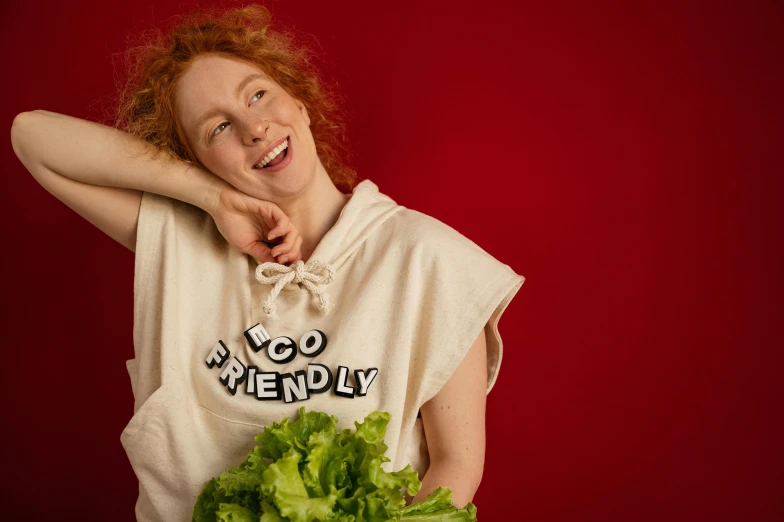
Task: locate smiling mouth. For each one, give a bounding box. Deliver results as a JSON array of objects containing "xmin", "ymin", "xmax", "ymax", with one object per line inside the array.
[
  {"xmin": 253, "ymin": 137, "xmax": 290, "ymax": 169},
  {"xmin": 265, "ymin": 147, "xmax": 288, "ymax": 168}
]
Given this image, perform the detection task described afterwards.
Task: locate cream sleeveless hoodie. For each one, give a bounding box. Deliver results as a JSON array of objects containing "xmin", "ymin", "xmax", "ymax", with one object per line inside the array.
[{"xmin": 122, "ymin": 179, "xmax": 525, "ymax": 521}]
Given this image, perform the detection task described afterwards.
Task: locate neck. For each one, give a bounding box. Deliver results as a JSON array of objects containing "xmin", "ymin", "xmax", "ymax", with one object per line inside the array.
[{"xmin": 274, "ymin": 168, "xmax": 350, "ymax": 263}]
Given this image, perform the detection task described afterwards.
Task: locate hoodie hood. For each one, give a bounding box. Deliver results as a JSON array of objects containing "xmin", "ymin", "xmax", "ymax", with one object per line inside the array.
[{"xmin": 253, "ymin": 179, "xmax": 404, "ymax": 320}]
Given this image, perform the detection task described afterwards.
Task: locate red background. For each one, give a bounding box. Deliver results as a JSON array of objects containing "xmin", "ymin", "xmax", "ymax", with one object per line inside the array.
[{"xmin": 2, "ymin": 0, "xmax": 782, "ymax": 520}]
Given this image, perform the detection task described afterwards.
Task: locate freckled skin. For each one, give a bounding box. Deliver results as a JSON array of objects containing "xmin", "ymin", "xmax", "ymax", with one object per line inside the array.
[
  {"xmin": 174, "ymin": 53, "xmax": 320, "ymax": 202},
  {"xmin": 172, "ymin": 53, "xmax": 350, "ymax": 262},
  {"xmin": 413, "ymin": 329, "xmax": 487, "ymax": 507}
]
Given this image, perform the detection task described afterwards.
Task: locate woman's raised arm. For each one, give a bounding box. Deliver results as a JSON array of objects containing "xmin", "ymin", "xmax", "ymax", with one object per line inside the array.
[
  {"xmin": 11, "ymin": 109, "xmax": 223, "ymax": 251},
  {"xmin": 10, "ymin": 110, "xmax": 299, "ymax": 263}
]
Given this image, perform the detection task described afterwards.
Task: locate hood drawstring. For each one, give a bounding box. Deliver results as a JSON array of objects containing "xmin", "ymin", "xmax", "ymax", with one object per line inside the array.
[{"xmin": 255, "ymin": 259, "xmax": 336, "ymax": 320}]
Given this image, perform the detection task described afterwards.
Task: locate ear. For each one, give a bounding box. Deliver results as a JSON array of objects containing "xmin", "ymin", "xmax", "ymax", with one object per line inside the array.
[{"xmin": 295, "ymin": 98, "xmax": 311, "ymax": 127}]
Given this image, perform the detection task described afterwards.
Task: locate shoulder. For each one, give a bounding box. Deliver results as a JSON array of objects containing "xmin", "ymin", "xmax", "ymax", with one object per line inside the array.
[
  {"xmin": 138, "ymin": 192, "xmax": 218, "ymax": 242},
  {"xmin": 136, "ymin": 192, "xmax": 224, "ymax": 256},
  {"xmin": 140, "ymin": 191, "xmax": 208, "ymax": 224},
  {"xmin": 382, "ymin": 207, "xmax": 498, "ymax": 266},
  {"xmin": 373, "ymin": 206, "xmax": 522, "ymax": 305},
  {"xmin": 387, "ymin": 207, "xmax": 455, "ymax": 235}
]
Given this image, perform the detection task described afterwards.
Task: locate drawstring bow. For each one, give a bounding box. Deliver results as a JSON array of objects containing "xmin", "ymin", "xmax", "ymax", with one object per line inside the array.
[{"xmin": 255, "ymin": 259, "xmax": 336, "ymax": 320}]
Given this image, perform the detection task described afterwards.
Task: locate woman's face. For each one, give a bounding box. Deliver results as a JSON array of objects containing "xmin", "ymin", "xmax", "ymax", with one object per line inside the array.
[{"xmin": 174, "ymin": 53, "xmax": 317, "ymax": 199}]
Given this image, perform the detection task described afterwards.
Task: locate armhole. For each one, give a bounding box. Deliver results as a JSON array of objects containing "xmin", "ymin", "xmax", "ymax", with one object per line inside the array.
[
  {"xmin": 406, "ymin": 269, "xmax": 524, "ymax": 478},
  {"xmin": 133, "ymin": 192, "xmax": 173, "ymax": 303},
  {"xmin": 421, "ymin": 268, "xmax": 525, "ymax": 404},
  {"xmin": 132, "ymin": 191, "xmax": 175, "ymax": 363},
  {"xmin": 484, "ymin": 272, "xmax": 526, "ymax": 394}
]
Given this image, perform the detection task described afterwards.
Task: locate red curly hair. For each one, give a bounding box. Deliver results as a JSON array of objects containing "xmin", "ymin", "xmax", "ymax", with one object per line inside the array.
[{"xmin": 109, "ymin": 3, "xmax": 356, "ymax": 193}]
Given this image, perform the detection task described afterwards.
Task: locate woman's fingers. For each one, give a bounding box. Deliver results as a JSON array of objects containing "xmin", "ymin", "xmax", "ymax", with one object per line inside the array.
[
  {"xmin": 264, "ymin": 204, "xmax": 291, "ymax": 241},
  {"xmin": 247, "ymin": 240, "xmax": 275, "ymax": 264},
  {"xmin": 273, "ymin": 233, "xmax": 303, "ymax": 264},
  {"xmin": 289, "ymin": 236, "xmax": 303, "ymax": 263},
  {"xmin": 267, "ymin": 222, "xmax": 290, "ymax": 242},
  {"xmin": 282, "ymin": 236, "xmax": 303, "ymax": 264},
  {"xmin": 272, "ymin": 229, "xmax": 299, "ymax": 260},
  {"xmin": 271, "ymin": 241, "xmax": 294, "ymax": 258},
  {"xmin": 246, "ymin": 199, "xmax": 304, "ymax": 265}
]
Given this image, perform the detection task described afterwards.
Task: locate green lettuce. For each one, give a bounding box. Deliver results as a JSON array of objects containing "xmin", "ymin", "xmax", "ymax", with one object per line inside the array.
[{"xmin": 192, "ymin": 408, "xmax": 477, "ymax": 522}]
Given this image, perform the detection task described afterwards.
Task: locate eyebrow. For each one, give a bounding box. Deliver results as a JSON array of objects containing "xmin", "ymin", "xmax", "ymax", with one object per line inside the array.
[{"xmin": 194, "ymin": 73, "xmax": 265, "ymax": 134}]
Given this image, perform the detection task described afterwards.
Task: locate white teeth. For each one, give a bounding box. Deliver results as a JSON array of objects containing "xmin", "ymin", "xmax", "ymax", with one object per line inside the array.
[{"xmin": 256, "ymin": 139, "xmax": 289, "ymax": 168}]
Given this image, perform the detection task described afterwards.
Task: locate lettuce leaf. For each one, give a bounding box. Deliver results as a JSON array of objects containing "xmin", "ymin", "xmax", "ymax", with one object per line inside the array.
[
  {"xmin": 215, "ymin": 503, "xmax": 258, "ymax": 522},
  {"xmin": 192, "ymin": 408, "xmax": 477, "ymax": 522},
  {"xmin": 399, "ymin": 488, "xmax": 477, "ymax": 521}
]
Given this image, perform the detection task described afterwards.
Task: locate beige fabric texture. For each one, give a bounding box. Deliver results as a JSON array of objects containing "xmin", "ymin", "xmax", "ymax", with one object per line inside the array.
[{"xmin": 121, "ymin": 179, "xmax": 525, "ymax": 521}]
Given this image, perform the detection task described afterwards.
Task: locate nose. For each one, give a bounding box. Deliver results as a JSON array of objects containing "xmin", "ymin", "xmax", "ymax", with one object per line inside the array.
[{"xmin": 242, "ymin": 118, "xmax": 270, "ymax": 146}]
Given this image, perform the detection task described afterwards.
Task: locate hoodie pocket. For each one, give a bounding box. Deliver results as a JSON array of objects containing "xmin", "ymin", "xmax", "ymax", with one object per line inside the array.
[
  {"xmin": 120, "ymin": 382, "xmax": 178, "ymax": 457},
  {"xmin": 120, "ymin": 382, "xmax": 267, "ymax": 521}
]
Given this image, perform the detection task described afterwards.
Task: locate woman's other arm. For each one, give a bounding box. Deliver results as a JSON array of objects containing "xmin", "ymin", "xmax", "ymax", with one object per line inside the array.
[
  {"xmin": 10, "ymin": 110, "xmax": 300, "ymax": 263},
  {"xmin": 413, "ymin": 327, "xmax": 488, "ymax": 508}
]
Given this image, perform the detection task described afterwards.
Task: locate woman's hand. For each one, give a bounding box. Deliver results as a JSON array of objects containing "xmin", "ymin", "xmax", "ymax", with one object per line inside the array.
[{"xmin": 210, "ymin": 185, "xmax": 303, "ymax": 265}]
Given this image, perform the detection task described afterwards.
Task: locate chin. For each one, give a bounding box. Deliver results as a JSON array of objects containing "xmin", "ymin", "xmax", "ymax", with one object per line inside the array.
[{"xmin": 258, "ymin": 167, "xmax": 318, "ymax": 200}]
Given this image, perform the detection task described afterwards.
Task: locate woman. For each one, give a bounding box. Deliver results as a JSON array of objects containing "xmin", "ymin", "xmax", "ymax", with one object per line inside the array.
[{"xmin": 11, "ymin": 5, "xmax": 524, "ymax": 521}]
